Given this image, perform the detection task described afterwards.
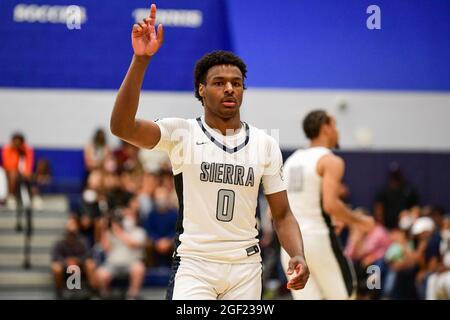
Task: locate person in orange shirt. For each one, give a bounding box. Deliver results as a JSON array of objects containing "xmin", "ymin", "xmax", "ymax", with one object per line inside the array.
[
  {"xmin": 2, "ymin": 133, "xmax": 34, "ymax": 232},
  {"xmin": 2, "ymin": 133, "xmax": 34, "ymax": 193}
]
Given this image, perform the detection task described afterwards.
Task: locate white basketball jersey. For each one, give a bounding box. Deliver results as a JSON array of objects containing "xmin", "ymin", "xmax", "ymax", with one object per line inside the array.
[
  {"xmin": 284, "ymin": 147, "xmax": 332, "ymax": 235},
  {"xmin": 154, "ymin": 117, "xmax": 286, "ymax": 263}
]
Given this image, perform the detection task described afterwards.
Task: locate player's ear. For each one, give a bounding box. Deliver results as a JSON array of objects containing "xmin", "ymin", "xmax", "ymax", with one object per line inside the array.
[{"xmin": 199, "ymin": 83, "xmax": 205, "ymax": 98}]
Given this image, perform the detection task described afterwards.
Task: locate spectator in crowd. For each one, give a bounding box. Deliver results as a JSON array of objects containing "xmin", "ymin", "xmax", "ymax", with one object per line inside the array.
[
  {"xmin": 2, "ymin": 133, "xmax": 34, "ymax": 203},
  {"xmin": 398, "ymin": 207, "xmax": 420, "ymax": 232},
  {"xmin": 114, "ymin": 140, "xmax": 142, "ymax": 173},
  {"xmin": 78, "ymin": 170, "xmax": 105, "ymax": 246},
  {"xmin": 424, "ymin": 214, "xmax": 450, "ymax": 299},
  {"xmin": 120, "ymin": 168, "xmax": 143, "ymax": 195},
  {"xmin": 144, "ymin": 187, "xmax": 177, "ymax": 267},
  {"xmin": 440, "ymin": 215, "xmax": 450, "ymax": 273},
  {"xmin": 137, "ymin": 172, "xmax": 159, "ymax": 223},
  {"xmin": 374, "ymin": 163, "xmax": 419, "ymax": 230},
  {"xmin": 428, "ymin": 206, "xmax": 446, "ymax": 231},
  {"xmin": 83, "ymin": 128, "xmax": 111, "ymax": 174},
  {"xmin": 345, "ymin": 208, "xmax": 391, "ymax": 299},
  {"xmin": 29, "ymin": 158, "xmax": 52, "ymax": 210},
  {"xmin": 1, "ymin": 133, "xmax": 34, "ymax": 230},
  {"xmin": 51, "ymin": 216, "xmax": 97, "ymax": 299},
  {"xmin": 382, "ymin": 228, "xmax": 418, "ymax": 299},
  {"xmin": 138, "ymin": 148, "xmax": 170, "ymax": 174},
  {"xmin": 413, "ymin": 217, "xmax": 442, "ymax": 299},
  {"xmin": 159, "ymin": 169, "xmax": 178, "ymax": 209},
  {"xmin": 96, "ymin": 198, "xmax": 146, "ymax": 299}
]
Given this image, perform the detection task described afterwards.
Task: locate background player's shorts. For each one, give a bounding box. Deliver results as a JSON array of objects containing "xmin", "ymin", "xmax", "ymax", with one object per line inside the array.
[
  {"xmin": 281, "ymin": 232, "xmax": 356, "ymax": 300},
  {"xmin": 167, "ymin": 256, "xmax": 262, "ymax": 300}
]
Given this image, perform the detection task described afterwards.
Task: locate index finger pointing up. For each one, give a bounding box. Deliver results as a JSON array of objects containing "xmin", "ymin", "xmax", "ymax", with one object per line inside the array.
[{"xmin": 148, "ymin": 3, "xmax": 157, "ymax": 26}]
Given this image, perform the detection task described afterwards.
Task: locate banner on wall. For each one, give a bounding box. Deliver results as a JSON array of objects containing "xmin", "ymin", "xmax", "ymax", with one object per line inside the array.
[
  {"xmin": 1, "ymin": 1, "xmax": 449, "ymax": 92},
  {"xmin": 0, "ymin": 0, "xmax": 232, "ymax": 90}
]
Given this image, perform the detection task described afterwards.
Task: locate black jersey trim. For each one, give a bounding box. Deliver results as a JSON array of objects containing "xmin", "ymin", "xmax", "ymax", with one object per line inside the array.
[
  {"xmin": 320, "ymin": 197, "xmax": 356, "ymax": 298},
  {"xmin": 196, "ymin": 117, "xmax": 250, "ymax": 154},
  {"xmin": 166, "ymin": 173, "xmax": 184, "ymax": 300}
]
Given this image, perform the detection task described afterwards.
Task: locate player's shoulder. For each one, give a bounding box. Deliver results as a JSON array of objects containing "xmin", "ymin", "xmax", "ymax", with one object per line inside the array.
[
  {"xmin": 320, "ymin": 152, "xmax": 344, "ymax": 170},
  {"xmin": 154, "ymin": 117, "xmax": 191, "ymax": 124},
  {"xmin": 154, "ymin": 117, "xmax": 194, "ymax": 130}
]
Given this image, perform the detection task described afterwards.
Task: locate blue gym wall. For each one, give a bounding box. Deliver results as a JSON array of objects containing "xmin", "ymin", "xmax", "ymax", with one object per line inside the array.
[{"xmin": 1, "ymin": 0, "xmax": 449, "ymax": 91}]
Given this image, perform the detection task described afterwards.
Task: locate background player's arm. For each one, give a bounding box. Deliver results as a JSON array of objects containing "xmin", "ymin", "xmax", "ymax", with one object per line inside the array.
[
  {"xmin": 320, "ymin": 155, "xmax": 374, "ymax": 231},
  {"xmin": 110, "ymin": 4, "xmax": 164, "ymax": 149},
  {"xmin": 266, "ymin": 191, "xmax": 309, "ymax": 290}
]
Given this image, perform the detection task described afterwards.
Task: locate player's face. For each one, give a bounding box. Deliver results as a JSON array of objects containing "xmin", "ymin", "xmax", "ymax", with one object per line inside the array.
[{"xmin": 200, "ymin": 64, "xmax": 244, "ymax": 119}]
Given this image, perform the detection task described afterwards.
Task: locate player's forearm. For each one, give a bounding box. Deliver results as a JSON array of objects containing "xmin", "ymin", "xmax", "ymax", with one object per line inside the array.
[
  {"xmin": 273, "ymin": 212, "xmax": 305, "ymax": 258},
  {"xmin": 110, "ymin": 55, "xmax": 151, "ymax": 138},
  {"xmin": 325, "ymin": 199, "xmax": 359, "ymax": 226}
]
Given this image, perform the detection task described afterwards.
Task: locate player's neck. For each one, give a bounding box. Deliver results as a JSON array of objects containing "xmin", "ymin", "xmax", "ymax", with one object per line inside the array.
[
  {"xmin": 203, "ymin": 113, "xmax": 241, "ymax": 136},
  {"xmin": 309, "ymin": 137, "xmax": 330, "ymax": 149}
]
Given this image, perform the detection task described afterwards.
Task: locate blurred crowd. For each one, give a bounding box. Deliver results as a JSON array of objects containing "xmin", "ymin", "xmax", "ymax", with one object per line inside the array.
[
  {"xmin": 50, "ymin": 128, "xmax": 178, "ymax": 299},
  {"xmin": 343, "ymin": 165, "xmax": 450, "ymax": 300},
  {"xmin": 1, "ymin": 129, "xmax": 449, "ymax": 300}
]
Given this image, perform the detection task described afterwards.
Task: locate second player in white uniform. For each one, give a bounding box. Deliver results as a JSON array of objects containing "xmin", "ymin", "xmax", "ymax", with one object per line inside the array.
[{"xmin": 281, "ymin": 110, "xmax": 374, "ymax": 300}]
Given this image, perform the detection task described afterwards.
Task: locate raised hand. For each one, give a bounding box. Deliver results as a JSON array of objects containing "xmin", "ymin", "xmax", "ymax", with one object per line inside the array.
[{"xmin": 131, "ymin": 4, "xmax": 164, "ymax": 57}]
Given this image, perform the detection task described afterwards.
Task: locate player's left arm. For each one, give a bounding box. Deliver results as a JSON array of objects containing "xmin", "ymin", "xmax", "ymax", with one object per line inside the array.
[{"xmin": 266, "ymin": 191, "xmax": 309, "ymax": 290}]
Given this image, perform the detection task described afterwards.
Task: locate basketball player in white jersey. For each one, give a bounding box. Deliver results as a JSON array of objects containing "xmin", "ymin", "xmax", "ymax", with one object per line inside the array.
[
  {"xmin": 280, "ymin": 110, "xmax": 375, "ymax": 300},
  {"xmin": 110, "ymin": 4, "xmax": 309, "ymax": 300}
]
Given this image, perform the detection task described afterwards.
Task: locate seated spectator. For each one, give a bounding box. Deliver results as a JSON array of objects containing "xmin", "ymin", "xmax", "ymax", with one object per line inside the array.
[
  {"xmin": 144, "ymin": 186, "xmax": 177, "ymax": 267},
  {"xmin": 138, "ymin": 148, "xmax": 170, "ymax": 174},
  {"xmin": 114, "ymin": 140, "xmax": 142, "ymax": 173},
  {"xmin": 30, "ymin": 158, "xmax": 52, "ymax": 210},
  {"xmin": 83, "ymin": 128, "xmax": 111, "ymax": 175},
  {"xmin": 345, "ymin": 208, "xmax": 391, "ymax": 298},
  {"xmin": 105, "ymin": 174, "xmax": 134, "ymax": 213},
  {"xmin": 383, "ymin": 228, "xmax": 418, "ymax": 299},
  {"xmin": 424, "ymin": 214, "xmax": 450, "ymax": 299},
  {"xmin": 78, "ymin": 170, "xmax": 105, "ymax": 246},
  {"xmin": 96, "ymin": 199, "xmax": 146, "ymax": 299},
  {"xmin": 34, "ymin": 158, "xmax": 51, "ymax": 186},
  {"xmin": 440, "ymin": 215, "xmax": 450, "ymax": 271},
  {"xmin": 120, "ymin": 168, "xmax": 143, "ymax": 195},
  {"xmin": 160, "ymin": 169, "xmax": 179, "ymax": 209},
  {"xmin": 429, "ymin": 206, "xmax": 445, "ymax": 230},
  {"xmin": 51, "ymin": 216, "xmax": 97, "ymax": 299},
  {"xmin": 412, "ymin": 216, "xmax": 443, "ymax": 299},
  {"xmin": 398, "ymin": 207, "xmax": 419, "ymax": 232},
  {"xmin": 136, "ymin": 172, "xmax": 159, "ymax": 223},
  {"xmin": 1, "ymin": 133, "xmax": 34, "ymax": 230}
]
